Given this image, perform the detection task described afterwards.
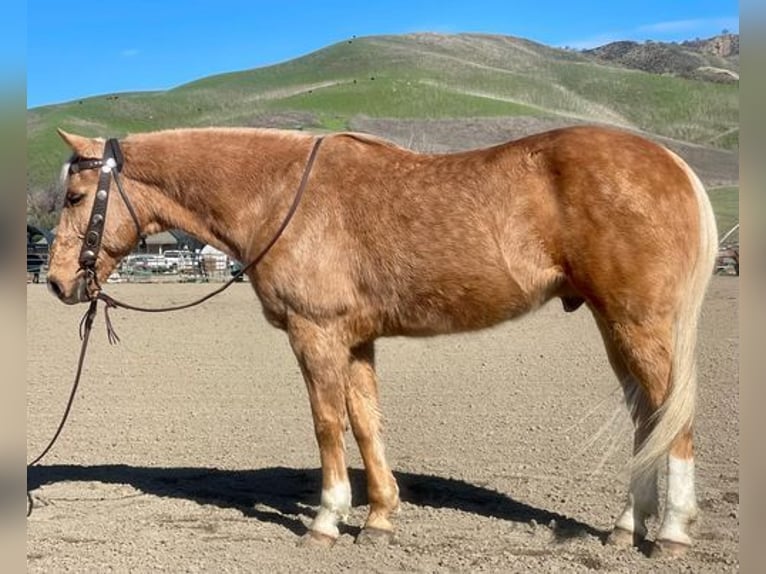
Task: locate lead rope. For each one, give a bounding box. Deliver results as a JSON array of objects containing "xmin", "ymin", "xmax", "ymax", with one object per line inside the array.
[
  {"xmin": 27, "ymin": 137, "xmax": 324, "ymax": 516},
  {"xmin": 27, "ymin": 299, "xmax": 98, "ymax": 516}
]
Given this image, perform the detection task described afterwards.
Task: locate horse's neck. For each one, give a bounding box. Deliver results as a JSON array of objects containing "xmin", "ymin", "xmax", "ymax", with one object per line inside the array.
[{"xmin": 128, "ymin": 130, "xmax": 303, "ymax": 259}]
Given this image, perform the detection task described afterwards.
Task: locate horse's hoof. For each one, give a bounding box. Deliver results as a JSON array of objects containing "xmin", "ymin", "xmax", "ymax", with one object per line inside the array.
[
  {"xmin": 299, "ymin": 530, "xmax": 337, "ymax": 549},
  {"xmin": 650, "ymin": 538, "xmax": 691, "ymax": 558},
  {"xmin": 356, "ymin": 526, "xmax": 394, "ymax": 546},
  {"xmin": 606, "ymin": 527, "xmax": 638, "ymax": 547}
]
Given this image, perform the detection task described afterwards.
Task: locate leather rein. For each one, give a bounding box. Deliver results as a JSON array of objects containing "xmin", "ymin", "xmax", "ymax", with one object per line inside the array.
[{"xmin": 27, "ymin": 135, "xmax": 324, "ymax": 479}]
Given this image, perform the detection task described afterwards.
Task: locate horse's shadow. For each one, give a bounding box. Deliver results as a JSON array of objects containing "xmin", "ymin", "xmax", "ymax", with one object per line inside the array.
[{"xmin": 27, "ymin": 464, "xmax": 607, "ymax": 542}]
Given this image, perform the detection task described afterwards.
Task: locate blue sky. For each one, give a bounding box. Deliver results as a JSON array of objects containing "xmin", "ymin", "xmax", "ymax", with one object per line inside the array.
[{"xmin": 27, "ymin": 0, "xmax": 738, "ymax": 109}]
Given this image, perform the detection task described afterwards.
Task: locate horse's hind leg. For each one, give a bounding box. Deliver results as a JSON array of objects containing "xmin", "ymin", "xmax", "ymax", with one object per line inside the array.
[
  {"xmin": 287, "ymin": 315, "xmax": 352, "ymax": 545},
  {"xmin": 346, "ymin": 341, "xmax": 400, "ymax": 544},
  {"xmin": 594, "ymin": 315, "xmax": 659, "ymax": 546},
  {"xmin": 653, "ymin": 428, "xmax": 698, "ymax": 556},
  {"xmin": 595, "ymin": 314, "xmax": 698, "ymax": 554}
]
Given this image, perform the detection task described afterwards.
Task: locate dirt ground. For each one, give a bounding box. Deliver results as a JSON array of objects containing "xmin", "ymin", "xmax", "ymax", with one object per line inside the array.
[{"xmin": 26, "ymin": 276, "xmax": 738, "ymax": 573}]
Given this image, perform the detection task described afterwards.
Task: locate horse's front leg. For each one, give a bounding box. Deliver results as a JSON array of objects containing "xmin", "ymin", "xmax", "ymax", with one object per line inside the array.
[
  {"xmin": 287, "ymin": 315, "xmax": 352, "ymax": 545},
  {"xmin": 346, "ymin": 341, "xmax": 400, "ymax": 544}
]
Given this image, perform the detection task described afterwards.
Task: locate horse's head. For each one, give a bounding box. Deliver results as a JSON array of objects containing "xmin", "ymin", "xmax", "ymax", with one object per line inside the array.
[{"xmin": 48, "ymin": 130, "xmax": 149, "ymax": 304}]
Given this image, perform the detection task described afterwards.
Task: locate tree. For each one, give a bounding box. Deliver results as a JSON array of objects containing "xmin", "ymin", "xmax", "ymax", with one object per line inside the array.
[{"xmin": 27, "ymin": 183, "xmax": 62, "ymax": 230}]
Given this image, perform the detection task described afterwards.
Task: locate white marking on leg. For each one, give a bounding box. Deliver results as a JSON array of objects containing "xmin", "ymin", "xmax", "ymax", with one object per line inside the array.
[
  {"xmin": 614, "ymin": 467, "xmax": 659, "ymax": 538},
  {"xmin": 310, "ymin": 481, "xmax": 352, "ymax": 539},
  {"xmin": 657, "ymin": 456, "xmax": 698, "ymax": 545}
]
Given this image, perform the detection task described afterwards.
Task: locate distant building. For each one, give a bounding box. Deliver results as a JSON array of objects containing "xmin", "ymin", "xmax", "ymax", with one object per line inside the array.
[
  {"xmin": 143, "ymin": 230, "xmax": 180, "ymax": 254},
  {"xmin": 139, "ymin": 229, "xmax": 204, "ymax": 255},
  {"xmin": 27, "ymin": 224, "xmax": 52, "ymax": 283}
]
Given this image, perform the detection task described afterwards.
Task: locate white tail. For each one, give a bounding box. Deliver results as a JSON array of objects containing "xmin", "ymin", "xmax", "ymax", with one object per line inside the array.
[{"xmin": 629, "ymin": 150, "xmax": 719, "ymax": 480}]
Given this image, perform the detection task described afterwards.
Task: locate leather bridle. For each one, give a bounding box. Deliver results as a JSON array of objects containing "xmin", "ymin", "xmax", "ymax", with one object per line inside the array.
[{"xmin": 72, "ymin": 139, "xmax": 144, "ymax": 281}]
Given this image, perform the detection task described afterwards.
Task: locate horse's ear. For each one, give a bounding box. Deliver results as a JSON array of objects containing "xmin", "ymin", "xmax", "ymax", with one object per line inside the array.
[{"xmin": 57, "ymin": 129, "xmax": 104, "ymax": 158}]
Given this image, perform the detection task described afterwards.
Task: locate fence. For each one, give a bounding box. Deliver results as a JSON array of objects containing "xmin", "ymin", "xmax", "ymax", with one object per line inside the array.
[
  {"xmin": 112, "ymin": 253, "xmax": 242, "ymax": 284},
  {"xmin": 26, "ymin": 251, "xmax": 244, "ymax": 285}
]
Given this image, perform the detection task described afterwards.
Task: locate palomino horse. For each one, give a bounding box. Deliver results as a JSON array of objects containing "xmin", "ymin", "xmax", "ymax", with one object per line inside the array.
[{"xmin": 47, "ymin": 126, "xmax": 717, "ymax": 555}]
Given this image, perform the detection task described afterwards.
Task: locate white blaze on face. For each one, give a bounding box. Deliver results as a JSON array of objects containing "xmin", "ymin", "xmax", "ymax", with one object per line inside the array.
[{"xmin": 310, "ymin": 481, "xmax": 352, "ymax": 538}]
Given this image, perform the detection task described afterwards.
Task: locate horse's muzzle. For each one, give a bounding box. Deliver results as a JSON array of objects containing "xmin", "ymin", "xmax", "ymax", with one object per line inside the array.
[{"xmin": 48, "ymin": 275, "xmax": 90, "ymax": 305}]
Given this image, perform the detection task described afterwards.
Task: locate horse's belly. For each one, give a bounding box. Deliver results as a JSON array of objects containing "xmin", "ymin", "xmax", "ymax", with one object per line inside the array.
[{"xmin": 385, "ymin": 273, "xmax": 533, "ymax": 336}]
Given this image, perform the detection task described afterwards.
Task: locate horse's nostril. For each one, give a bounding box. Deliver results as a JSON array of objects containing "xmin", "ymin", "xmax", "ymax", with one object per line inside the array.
[{"xmin": 48, "ymin": 279, "xmax": 64, "ymax": 301}]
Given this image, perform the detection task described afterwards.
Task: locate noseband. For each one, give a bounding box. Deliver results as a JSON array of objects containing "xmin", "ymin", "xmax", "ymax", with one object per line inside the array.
[{"xmin": 70, "ymin": 138, "xmax": 144, "ymax": 286}]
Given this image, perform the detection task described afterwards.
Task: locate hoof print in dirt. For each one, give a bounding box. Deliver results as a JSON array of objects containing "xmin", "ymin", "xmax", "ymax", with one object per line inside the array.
[
  {"xmin": 355, "ymin": 527, "xmax": 395, "ymax": 546},
  {"xmin": 298, "ymin": 531, "xmax": 337, "ymax": 549}
]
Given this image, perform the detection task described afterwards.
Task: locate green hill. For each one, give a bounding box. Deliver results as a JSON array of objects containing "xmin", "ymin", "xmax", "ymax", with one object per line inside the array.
[{"xmin": 27, "ymin": 33, "xmax": 738, "ymax": 227}]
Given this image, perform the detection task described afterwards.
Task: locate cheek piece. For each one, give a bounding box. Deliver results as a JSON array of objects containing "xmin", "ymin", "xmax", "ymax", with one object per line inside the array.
[{"xmin": 71, "ymin": 138, "xmax": 144, "ymax": 293}]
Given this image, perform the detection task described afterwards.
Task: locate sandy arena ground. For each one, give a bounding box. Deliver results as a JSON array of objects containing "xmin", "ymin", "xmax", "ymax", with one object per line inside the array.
[{"xmin": 26, "ymin": 277, "xmax": 738, "ymax": 572}]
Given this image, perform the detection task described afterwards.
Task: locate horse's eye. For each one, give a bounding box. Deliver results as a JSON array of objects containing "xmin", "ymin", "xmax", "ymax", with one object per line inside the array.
[{"xmin": 66, "ymin": 193, "xmax": 85, "ymax": 207}]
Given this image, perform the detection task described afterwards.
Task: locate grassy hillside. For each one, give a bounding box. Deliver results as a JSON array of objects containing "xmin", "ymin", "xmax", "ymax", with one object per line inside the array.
[
  {"xmin": 584, "ymin": 34, "xmax": 739, "ymax": 83},
  {"xmin": 708, "ymin": 186, "xmax": 739, "ymax": 241},
  {"xmin": 27, "ymin": 33, "xmax": 738, "ymax": 204}
]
